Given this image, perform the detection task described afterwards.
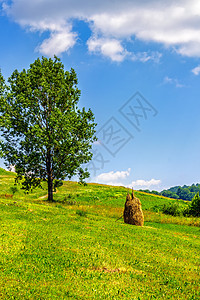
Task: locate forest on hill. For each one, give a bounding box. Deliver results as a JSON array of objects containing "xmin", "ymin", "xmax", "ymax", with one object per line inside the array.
[{"xmin": 140, "ymin": 183, "xmax": 200, "ymax": 201}]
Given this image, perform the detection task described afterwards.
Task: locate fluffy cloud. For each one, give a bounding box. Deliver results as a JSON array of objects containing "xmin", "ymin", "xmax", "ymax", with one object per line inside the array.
[
  {"xmin": 191, "ymin": 65, "xmax": 200, "ymax": 75},
  {"xmin": 94, "ymin": 169, "xmax": 161, "ymax": 190},
  {"xmin": 87, "ymin": 37, "xmax": 128, "ymax": 62},
  {"xmin": 3, "ymin": 0, "xmax": 200, "ymax": 59},
  {"xmin": 127, "ymin": 179, "xmax": 161, "ymax": 189},
  {"xmin": 95, "ymin": 168, "xmax": 131, "ymax": 184},
  {"xmin": 36, "ymin": 28, "xmax": 77, "ymax": 56}
]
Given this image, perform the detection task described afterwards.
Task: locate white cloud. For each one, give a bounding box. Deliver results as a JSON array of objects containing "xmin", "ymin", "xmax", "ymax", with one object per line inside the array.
[
  {"xmin": 93, "ymin": 140, "xmax": 102, "ymax": 145},
  {"xmin": 131, "ymin": 51, "xmax": 162, "ymax": 63},
  {"xmin": 4, "ymin": 0, "xmax": 200, "ymax": 59},
  {"xmin": 191, "ymin": 65, "xmax": 200, "ymax": 75},
  {"xmin": 87, "ymin": 37, "xmax": 128, "ymax": 62},
  {"xmin": 36, "ymin": 28, "xmax": 77, "ymax": 56},
  {"xmin": 127, "ymin": 178, "xmax": 161, "ymax": 189},
  {"xmin": 163, "ymin": 76, "xmax": 185, "ymax": 88},
  {"xmin": 95, "ymin": 168, "xmax": 131, "ymax": 183},
  {"xmin": 94, "ymin": 169, "xmax": 161, "ymax": 190}
]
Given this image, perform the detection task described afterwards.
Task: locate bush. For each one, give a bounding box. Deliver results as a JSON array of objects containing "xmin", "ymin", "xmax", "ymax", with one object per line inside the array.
[
  {"xmin": 161, "ymin": 203, "xmax": 184, "ymax": 216},
  {"xmin": 152, "ymin": 205, "xmax": 162, "ymax": 212},
  {"xmin": 161, "ymin": 194, "xmax": 200, "ymax": 218},
  {"xmin": 66, "ymin": 194, "xmax": 74, "ymax": 199},
  {"xmin": 10, "ymin": 186, "xmax": 18, "ymax": 194},
  {"xmin": 187, "ymin": 193, "xmax": 200, "ymax": 217},
  {"xmin": 76, "ymin": 210, "xmax": 87, "ymax": 217}
]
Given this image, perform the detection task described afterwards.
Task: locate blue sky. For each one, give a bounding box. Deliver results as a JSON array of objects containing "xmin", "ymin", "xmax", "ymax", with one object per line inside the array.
[{"xmin": 1, "ymin": 0, "xmax": 200, "ymax": 191}]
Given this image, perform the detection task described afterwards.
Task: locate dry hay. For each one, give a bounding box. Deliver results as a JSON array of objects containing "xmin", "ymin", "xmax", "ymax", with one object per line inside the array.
[
  {"xmin": 123, "ymin": 190, "xmax": 144, "ymax": 226},
  {"xmin": 0, "ymin": 193, "xmax": 13, "ymax": 198}
]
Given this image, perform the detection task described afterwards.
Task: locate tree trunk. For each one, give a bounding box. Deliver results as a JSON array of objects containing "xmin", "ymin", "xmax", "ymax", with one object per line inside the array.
[
  {"xmin": 48, "ymin": 173, "xmax": 53, "ymax": 201},
  {"xmin": 47, "ymin": 150, "xmax": 54, "ymax": 202}
]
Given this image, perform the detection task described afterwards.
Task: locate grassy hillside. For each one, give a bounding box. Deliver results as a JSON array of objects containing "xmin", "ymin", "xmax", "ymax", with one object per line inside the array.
[
  {"xmin": 0, "ymin": 168, "xmax": 199, "ymax": 299},
  {"xmin": 0, "ymin": 167, "xmax": 14, "ymax": 175}
]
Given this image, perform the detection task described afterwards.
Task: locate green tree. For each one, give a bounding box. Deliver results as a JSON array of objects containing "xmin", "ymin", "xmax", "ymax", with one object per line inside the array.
[
  {"xmin": 188, "ymin": 192, "xmax": 200, "ymax": 217},
  {"xmin": 161, "ymin": 190, "xmax": 179, "ymax": 199},
  {"xmin": 0, "ymin": 57, "xmax": 96, "ymax": 201},
  {"xmin": 176, "ymin": 187, "xmax": 190, "ymax": 200},
  {"xmin": 151, "ymin": 190, "xmax": 160, "ymax": 195}
]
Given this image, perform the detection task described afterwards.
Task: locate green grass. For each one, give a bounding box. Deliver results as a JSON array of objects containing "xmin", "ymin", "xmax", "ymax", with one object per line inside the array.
[
  {"xmin": 0, "ymin": 167, "xmax": 13, "ymax": 175},
  {"xmin": 0, "ymin": 168, "xmax": 199, "ymax": 299}
]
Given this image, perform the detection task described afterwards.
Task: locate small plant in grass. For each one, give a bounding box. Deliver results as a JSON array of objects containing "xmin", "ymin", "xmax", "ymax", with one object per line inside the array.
[
  {"xmin": 56, "ymin": 204, "xmax": 63, "ymax": 209},
  {"xmin": 63, "ymin": 194, "xmax": 77, "ymax": 205},
  {"xmin": 76, "ymin": 210, "xmax": 87, "ymax": 217},
  {"xmin": 10, "ymin": 186, "xmax": 18, "ymax": 194},
  {"xmin": 152, "ymin": 205, "xmax": 162, "ymax": 212},
  {"xmin": 65, "ymin": 200, "xmax": 77, "ymax": 205}
]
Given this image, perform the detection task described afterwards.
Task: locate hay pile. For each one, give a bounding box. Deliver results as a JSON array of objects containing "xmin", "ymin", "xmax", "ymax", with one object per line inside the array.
[{"xmin": 123, "ymin": 190, "xmax": 144, "ymax": 226}]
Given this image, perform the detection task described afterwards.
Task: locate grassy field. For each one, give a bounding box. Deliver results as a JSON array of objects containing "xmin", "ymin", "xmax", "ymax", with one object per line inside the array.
[{"xmin": 0, "ymin": 168, "xmax": 199, "ymax": 299}]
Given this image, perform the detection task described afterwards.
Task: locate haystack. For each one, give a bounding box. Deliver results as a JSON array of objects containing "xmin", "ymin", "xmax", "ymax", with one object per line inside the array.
[{"xmin": 123, "ymin": 190, "xmax": 144, "ymax": 226}]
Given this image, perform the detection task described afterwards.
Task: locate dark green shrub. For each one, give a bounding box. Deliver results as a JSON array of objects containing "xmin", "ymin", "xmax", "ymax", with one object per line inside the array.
[
  {"xmin": 63, "ymin": 194, "xmax": 75, "ymax": 201},
  {"xmin": 161, "ymin": 203, "xmax": 184, "ymax": 216},
  {"xmin": 187, "ymin": 192, "xmax": 200, "ymax": 217},
  {"xmin": 152, "ymin": 205, "xmax": 162, "ymax": 212},
  {"xmin": 10, "ymin": 186, "xmax": 18, "ymax": 194},
  {"xmin": 76, "ymin": 210, "xmax": 87, "ymax": 217},
  {"xmin": 182, "ymin": 206, "xmax": 191, "ymax": 217}
]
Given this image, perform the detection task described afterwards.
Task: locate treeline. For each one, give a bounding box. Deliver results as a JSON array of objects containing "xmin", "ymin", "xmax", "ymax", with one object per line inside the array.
[{"xmin": 140, "ymin": 183, "xmax": 200, "ymax": 201}]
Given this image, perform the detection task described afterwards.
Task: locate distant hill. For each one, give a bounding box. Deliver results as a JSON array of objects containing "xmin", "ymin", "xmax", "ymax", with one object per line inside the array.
[{"xmin": 140, "ymin": 183, "xmax": 200, "ymax": 201}]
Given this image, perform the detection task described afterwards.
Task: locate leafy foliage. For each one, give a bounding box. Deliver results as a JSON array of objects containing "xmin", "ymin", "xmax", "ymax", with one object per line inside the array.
[
  {"xmin": 187, "ymin": 192, "xmax": 200, "ymax": 217},
  {"xmin": 161, "ymin": 202, "xmax": 185, "ymax": 216},
  {"xmin": 160, "ymin": 190, "xmax": 179, "ymax": 199},
  {"xmin": 0, "ymin": 57, "xmax": 96, "ymax": 201},
  {"xmin": 159, "ymin": 192, "xmax": 200, "ymax": 217}
]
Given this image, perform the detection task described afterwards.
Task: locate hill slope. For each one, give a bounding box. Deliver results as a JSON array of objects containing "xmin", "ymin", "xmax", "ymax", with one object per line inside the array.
[
  {"xmin": 0, "ymin": 167, "xmax": 14, "ymax": 176},
  {"xmin": 0, "ymin": 169, "xmax": 199, "ymax": 299}
]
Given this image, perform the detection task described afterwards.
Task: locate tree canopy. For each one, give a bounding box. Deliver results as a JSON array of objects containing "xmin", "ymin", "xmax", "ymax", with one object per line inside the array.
[
  {"xmin": 140, "ymin": 183, "xmax": 200, "ymax": 201},
  {"xmin": 0, "ymin": 56, "xmax": 96, "ymax": 201},
  {"xmin": 188, "ymin": 192, "xmax": 200, "ymax": 217}
]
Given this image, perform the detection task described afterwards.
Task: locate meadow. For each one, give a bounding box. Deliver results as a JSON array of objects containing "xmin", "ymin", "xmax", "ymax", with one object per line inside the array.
[{"xmin": 0, "ymin": 168, "xmax": 199, "ymax": 299}]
